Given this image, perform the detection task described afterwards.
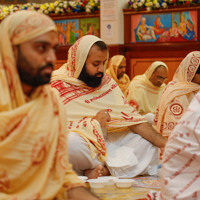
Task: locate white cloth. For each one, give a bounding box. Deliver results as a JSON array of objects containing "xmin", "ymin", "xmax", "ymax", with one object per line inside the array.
[
  {"xmin": 69, "ymin": 130, "xmax": 160, "ymax": 178},
  {"xmin": 144, "ymin": 113, "xmax": 155, "ymax": 125},
  {"xmin": 106, "ymin": 144, "xmax": 138, "ymax": 168},
  {"xmin": 68, "ymin": 132, "xmax": 102, "ymax": 175},
  {"xmin": 147, "ymin": 90, "xmax": 200, "ymax": 200}
]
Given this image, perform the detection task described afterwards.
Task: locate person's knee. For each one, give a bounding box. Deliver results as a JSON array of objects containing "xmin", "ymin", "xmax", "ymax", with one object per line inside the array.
[
  {"xmin": 68, "ymin": 132, "xmax": 96, "ymax": 174},
  {"xmin": 68, "ymin": 132, "xmax": 85, "ymax": 157},
  {"xmin": 68, "ymin": 132, "xmax": 93, "ymax": 165}
]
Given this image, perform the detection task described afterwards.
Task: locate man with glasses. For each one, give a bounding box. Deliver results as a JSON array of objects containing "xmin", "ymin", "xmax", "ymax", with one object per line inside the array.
[{"xmin": 126, "ymin": 61, "xmax": 168, "ymax": 123}]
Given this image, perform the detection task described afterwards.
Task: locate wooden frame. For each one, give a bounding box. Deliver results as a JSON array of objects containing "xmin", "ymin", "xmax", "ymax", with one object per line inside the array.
[
  {"xmin": 0, "ymin": 0, "xmax": 27, "ymax": 4},
  {"xmin": 123, "ymin": 6, "xmax": 200, "ymax": 80},
  {"xmin": 124, "ymin": 6, "xmax": 200, "ymax": 44},
  {"xmin": 131, "ymin": 10, "xmax": 197, "ymax": 43}
]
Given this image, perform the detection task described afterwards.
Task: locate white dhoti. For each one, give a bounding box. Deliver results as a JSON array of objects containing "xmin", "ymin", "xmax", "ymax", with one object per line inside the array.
[
  {"xmin": 68, "ymin": 130, "xmax": 160, "ymax": 177},
  {"xmin": 68, "ymin": 132, "xmax": 102, "ymax": 175}
]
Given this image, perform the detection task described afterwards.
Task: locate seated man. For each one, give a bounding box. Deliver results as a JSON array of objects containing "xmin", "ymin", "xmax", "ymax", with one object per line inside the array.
[
  {"xmin": 51, "ymin": 35, "xmax": 166, "ymax": 179},
  {"xmin": 147, "ymin": 89, "xmax": 200, "ymax": 200},
  {"xmin": 153, "ymin": 51, "xmax": 200, "ymax": 139},
  {"xmin": 126, "ymin": 61, "xmax": 168, "ymax": 122},
  {"xmin": 0, "ymin": 10, "xmax": 99, "ymax": 200},
  {"xmin": 137, "ymin": 17, "xmax": 156, "ymax": 41},
  {"xmin": 106, "ymin": 55, "xmax": 130, "ymax": 95}
]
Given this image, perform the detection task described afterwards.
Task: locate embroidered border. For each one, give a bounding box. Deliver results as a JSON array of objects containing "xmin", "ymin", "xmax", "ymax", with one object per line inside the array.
[{"xmin": 51, "ymin": 74, "xmax": 111, "ymax": 104}]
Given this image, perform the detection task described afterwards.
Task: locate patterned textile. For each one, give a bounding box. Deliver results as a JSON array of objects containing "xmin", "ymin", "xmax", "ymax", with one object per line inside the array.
[
  {"xmin": 51, "ymin": 35, "xmax": 147, "ymax": 163},
  {"xmin": 106, "ymin": 55, "xmax": 130, "ymax": 94},
  {"xmin": 133, "ymin": 176, "xmax": 160, "ymax": 189},
  {"xmin": 89, "ymin": 176, "xmax": 160, "ymax": 200},
  {"xmin": 0, "ymin": 10, "xmax": 58, "ymax": 111},
  {"xmin": 153, "ymin": 51, "xmax": 200, "ymax": 138},
  {"xmin": 126, "ymin": 61, "xmax": 168, "ymax": 115},
  {"xmin": 0, "ymin": 11, "xmax": 84, "ymax": 200},
  {"xmin": 147, "ymin": 90, "xmax": 200, "ymax": 200}
]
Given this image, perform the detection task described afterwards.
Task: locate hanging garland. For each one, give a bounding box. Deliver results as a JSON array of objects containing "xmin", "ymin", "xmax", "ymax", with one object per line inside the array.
[
  {"xmin": 0, "ymin": 0, "xmax": 100, "ymax": 20},
  {"xmin": 127, "ymin": 0, "xmax": 200, "ymax": 11}
]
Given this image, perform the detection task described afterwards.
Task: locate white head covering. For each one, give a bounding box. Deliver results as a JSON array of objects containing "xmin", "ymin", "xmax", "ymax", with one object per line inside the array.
[{"xmin": 145, "ymin": 61, "xmax": 168, "ymax": 80}]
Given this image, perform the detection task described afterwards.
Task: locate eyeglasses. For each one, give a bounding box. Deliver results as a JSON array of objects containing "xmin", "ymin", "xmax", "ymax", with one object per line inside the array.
[{"xmin": 156, "ymin": 76, "xmax": 168, "ymax": 81}]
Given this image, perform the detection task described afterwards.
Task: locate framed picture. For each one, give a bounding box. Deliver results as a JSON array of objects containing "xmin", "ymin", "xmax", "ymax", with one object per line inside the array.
[
  {"xmin": 80, "ymin": 18, "xmax": 100, "ymax": 38},
  {"xmin": 131, "ymin": 10, "xmax": 197, "ymax": 43},
  {"xmin": 54, "ymin": 17, "xmax": 100, "ymax": 46}
]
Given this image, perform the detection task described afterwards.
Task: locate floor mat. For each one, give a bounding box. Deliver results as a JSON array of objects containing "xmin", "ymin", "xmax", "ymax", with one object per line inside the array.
[
  {"xmin": 89, "ymin": 176, "xmax": 160, "ymax": 200},
  {"xmin": 132, "ymin": 176, "xmax": 160, "ymax": 189}
]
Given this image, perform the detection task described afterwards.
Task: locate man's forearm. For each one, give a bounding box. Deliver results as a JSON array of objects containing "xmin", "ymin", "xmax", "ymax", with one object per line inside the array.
[
  {"xmin": 129, "ymin": 122, "xmax": 167, "ymax": 148},
  {"xmin": 67, "ymin": 186, "xmax": 100, "ymax": 200}
]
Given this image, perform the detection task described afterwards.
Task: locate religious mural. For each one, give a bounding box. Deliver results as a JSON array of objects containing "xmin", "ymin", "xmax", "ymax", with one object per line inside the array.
[
  {"xmin": 80, "ymin": 18, "xmax": 100, "ymax": 38},
  {"xmin": 131, "ymin": 10, "xmax": 197, "ymax": 43},
  {"xmin": 54, "ymin": 17, "xmax": 99, "ymax": 46}
]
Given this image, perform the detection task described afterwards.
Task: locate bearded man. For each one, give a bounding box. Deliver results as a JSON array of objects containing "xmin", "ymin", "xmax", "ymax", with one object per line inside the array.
[
  {"xmin": 51, "ymin": 35, "xmax": 166, "ymax": 179},
  {"xmin": 0, "ymin": 10, "xmax": 99, "ymax": 200}
]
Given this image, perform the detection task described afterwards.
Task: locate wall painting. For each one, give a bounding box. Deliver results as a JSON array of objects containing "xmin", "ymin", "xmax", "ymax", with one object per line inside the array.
[
  {"xmin": 55, "ymin": 17, "xmax": 99, "ymax": 46},
  {"xmin": 131, "ymin": 10, "xmax": 197, "ymax": 43}
]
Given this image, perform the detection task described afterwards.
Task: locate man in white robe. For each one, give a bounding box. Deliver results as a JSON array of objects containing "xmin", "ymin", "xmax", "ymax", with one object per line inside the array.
[
  {"xmin": 51, "ymin": 35, "xmax": 166, "ymax": 179},
  {"xmin": 148, "ymin": 89, "xmax": 200, "ymax": 200}
]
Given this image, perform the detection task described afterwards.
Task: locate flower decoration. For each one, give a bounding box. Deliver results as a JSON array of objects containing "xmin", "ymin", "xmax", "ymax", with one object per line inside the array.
[
  {"xmin": 0, "ymin": 0, "xmax": 100, "ymax": 21},
  {"xmin": 127, "ymin": 0, "xmax": 200, "ymax": 11}
]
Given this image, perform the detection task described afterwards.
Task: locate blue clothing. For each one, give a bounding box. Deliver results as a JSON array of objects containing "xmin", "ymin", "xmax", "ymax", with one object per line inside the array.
[{"xmin": 183, "ymin": 24, "xmax": 195, "ymax": 40}]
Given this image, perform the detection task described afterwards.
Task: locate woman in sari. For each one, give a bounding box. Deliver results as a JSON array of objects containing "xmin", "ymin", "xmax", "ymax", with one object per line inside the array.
[{"xmin": 106, "ymin": 55, "xmax": 130, "ymax": 95}]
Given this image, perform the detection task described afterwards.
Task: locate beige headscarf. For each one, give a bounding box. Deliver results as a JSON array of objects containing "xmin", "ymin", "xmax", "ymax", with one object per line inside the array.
[
  {"xmin": 0, "ymin": 11, "xmax": 83, "ymax": 200},
  {"xmin": 106, "ymin": 55, "xmax": 130, "ymax": 94},
  {"xmin": 153, "ymin": 51, "xmax": 200, "ymax": 138},
  {"xmin": 126, "ymin": 61, "xmax": 168, "ymax": 115},
  {"xmin": 51, "ymin": 35, "xmax": 146, "ymax": 162},
  {"xmin": 0, "ymin": 10, "xmax": 57, "ymax": 111}
]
